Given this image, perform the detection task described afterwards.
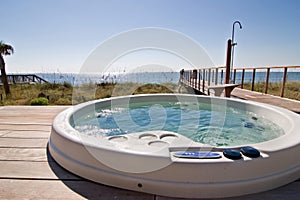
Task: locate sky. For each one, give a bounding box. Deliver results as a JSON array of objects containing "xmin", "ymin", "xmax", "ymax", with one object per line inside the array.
[{"xmin": 1, "ymin": 0, "xmax": 300, "ymax": 73}]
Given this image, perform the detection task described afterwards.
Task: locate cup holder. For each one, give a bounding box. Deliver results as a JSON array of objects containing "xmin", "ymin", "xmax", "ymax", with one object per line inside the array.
[
  {"xmin": 148, "ymin": 140, "xmax": 169, "ymax": 147},
  {"xmin": 139, "ymin": 133, "xmax": 158, "ymax": 140},
  {"xmin": 108, "ymin": 135, "xmax": 128, "ymax": 142},
  {"xmin": 160, "ymin": 134, "xmax": 177, "ymax": 142}
]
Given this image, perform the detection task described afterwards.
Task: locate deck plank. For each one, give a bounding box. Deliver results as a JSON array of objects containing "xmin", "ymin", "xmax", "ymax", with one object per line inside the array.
[
  {"xmin": 0, "ymin": 160, "xmax": 80, "ymax": 180},
  {"xmin": 0, "ymin": 148, "xmax": 47, "ymax": 161},
  {"xmin": 0, "ymin": 179, "xmax": 154, "ymax": 200},
  {"xmin": 1, "ymin": 130, "xmax": 50, "ymax": 138},
  {"xmin": 0, "ymin": 138, "xmax": 48, "ymax": 148},
  {"xmin": 157, "ymin": 182, "xmax": 300, "ymax": 200},
  {"xmin": 0, "ymin": 130, "xmax": 10, "ymax": 137},
  {"xmin": 0, "ymin": 124, "xmax": 51, "ymax": 131},
  {"xmin": 0, "ymin": 117, "xmax": 54, "ymax": 124}
]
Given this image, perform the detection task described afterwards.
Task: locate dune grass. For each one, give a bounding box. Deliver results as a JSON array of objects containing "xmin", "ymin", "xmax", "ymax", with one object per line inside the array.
[
  {"xmin": 0, "ymin": 82, "xmax": 181, "ymax": 105},
  {"xmin": 0, "ymin": 81, "xmax": 299, "ymax": 105},
  {"xmin": 0, "ymin": 82, "xmax": 73, "ymax": 105},
  {"xmin": 242, "ymin": 81, "xmax": 300, "ymax": 101}
]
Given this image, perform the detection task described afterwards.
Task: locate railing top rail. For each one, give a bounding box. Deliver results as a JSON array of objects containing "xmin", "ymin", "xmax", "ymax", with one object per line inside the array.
[
  {"xmin": 182, "ymin": 66, "xmax": 300, "ymax": 71},
  {"xmin": 32, "ymin": 75, "xmax": 48, "ymax": 83},
  {"xmin": 182, "ymin": 66, "xmax": 225, "ymax": 71},
  {"xmin": 5, "ymin": 74, "xmax": 48, "ymax": 83},
  {"xmin": 234, "ymin": 66, "xmax": 300, "ymax": 70}
]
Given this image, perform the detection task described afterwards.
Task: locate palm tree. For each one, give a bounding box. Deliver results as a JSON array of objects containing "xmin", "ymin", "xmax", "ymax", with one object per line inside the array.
[{"xmin": 0, "ymin": 41, "xmax": 14, "ymax": 96}]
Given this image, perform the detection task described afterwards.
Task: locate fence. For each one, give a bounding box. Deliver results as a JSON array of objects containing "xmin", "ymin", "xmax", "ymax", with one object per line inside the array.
[
  {"xmin": 180, "ymin": 66, "xmax": 300, "ymax": 98},
  {"xmin": 0, "ymin": 74, "xmax": 48, "ymax": 85},
  {"xmin": 233, "ymin": 66, "xmax": 300, "ymax": 97}
]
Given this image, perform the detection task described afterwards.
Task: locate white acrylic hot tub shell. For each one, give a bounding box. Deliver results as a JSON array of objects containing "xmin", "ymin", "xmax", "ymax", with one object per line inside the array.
[{"xmin": 49, "ymin": 94, "xmax": 300, "ymax": 198}]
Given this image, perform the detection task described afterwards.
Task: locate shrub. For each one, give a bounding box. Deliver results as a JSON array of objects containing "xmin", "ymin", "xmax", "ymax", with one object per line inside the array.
[
  {"xmin": 55, "ymin": 98, "xmax": 72, "ymax": 105},
  {"xmin": 63, "ymin": 82, "xmax": 73, "ymax": 89},
  {"xmin": 30, "ymin": 97, "xmax": 49, "ymax": 105}
]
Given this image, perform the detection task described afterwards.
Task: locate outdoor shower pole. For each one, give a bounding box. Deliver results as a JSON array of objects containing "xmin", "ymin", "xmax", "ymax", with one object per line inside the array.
[
  {"xmin": 231, "ymin": 21, "xmax": 242, "ymax": 82},
  {"xmin": 225, "ymin": 39, "xmax": 232, "ymax": 84}
]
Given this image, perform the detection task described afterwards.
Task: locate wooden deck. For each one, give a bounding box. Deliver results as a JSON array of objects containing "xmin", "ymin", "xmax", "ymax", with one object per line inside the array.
[
  {"xmin": 0, "ymin": 105, "xmax": 300, "ymax": 199},
  {"xmin": 231, "ymin": 88, "xmax": 300, "ymax": 114}
]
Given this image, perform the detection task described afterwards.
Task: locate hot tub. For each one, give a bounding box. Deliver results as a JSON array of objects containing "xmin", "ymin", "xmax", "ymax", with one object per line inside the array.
[{"xmin": 49, "ymin": 94, "xmax": 300, "ymax": 198}]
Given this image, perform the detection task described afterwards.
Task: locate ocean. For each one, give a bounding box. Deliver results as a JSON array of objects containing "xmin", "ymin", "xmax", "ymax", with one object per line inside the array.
[{"xmin": 35, "ymin": 71, "xmax": 300, "ymax": 85}]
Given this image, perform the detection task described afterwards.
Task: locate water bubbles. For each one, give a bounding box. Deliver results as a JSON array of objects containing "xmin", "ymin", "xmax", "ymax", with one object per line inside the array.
[
  {"xmin": 243, "ymin": 122, "xmax": 255, "ymax": 128},
  {"xmin": 73, "ymin": 101, "xmax": 284, "ymax": 147}
]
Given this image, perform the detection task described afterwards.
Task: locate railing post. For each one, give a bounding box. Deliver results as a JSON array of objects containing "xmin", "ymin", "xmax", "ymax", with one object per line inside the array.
[
  {"xmin": 188, "ymin": 70, "xmax": 191, "ymax": 87},
  {"xmin": 185, "ymin": 70, "xmax": 188, "ymax": 83},
  {"xmin": 193, "ymin": 69, "xmax": 197, "ymax": 89},
  {"xmin": 221, "ymin": 70, "xmax": 224, "ymax": 84},
  {"xmin": 233, "ymin": 69, "xmax": 237, "ymax": 84},
  {"xmin": 186, "ymin": 70, "xmax": 188, "ymax": 85},
  {"xmin": 206, "ymin": 70, "xmax": 209, "ymax": 82},
  {"xmin": 225, "ymin": 39, "xmax": 232, "ymax": 84},
  {"xmin": 251, "ymin": 69, "xmax": 256, "ymax": 91},
  {"xmin": 198, "ymin": 69, "xmax": 201, "ymax": 90},
  {"xmin": 191, "ymin": 70, "xmax": 193, "ymax": 88},
  {"xmin": 190, "ymin": 70, "xmax": 192, "ymax": 87},
  {"xmin": 208, "ymin": 69, "xmax": 211, "ymax": 86},
  {"xmin": 265, "ymin": 68, "xmax": 270, "ymax": 94},
  {"xmin": 180, "ymin": 69, "xmax": 184, "ymax": 83},
  {"xmin": 281, "ymin": 67, "xmax": 288, "ymax": 97},
  {"xmin": 202, "ymin": 69, "xmax": 205, "ymax": 92},
  {"xmin": 215, "ymin": 68, "xmax": 219, "ymax": 85},
  {"xmin": 241, "ymin": 69, "xmax": 245, "ymax": 89}
]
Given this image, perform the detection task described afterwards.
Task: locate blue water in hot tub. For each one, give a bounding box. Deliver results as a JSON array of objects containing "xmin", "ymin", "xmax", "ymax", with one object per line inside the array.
[{"xmin": 73, "ymin": 101, "xmax": 284, "ymax": 147}]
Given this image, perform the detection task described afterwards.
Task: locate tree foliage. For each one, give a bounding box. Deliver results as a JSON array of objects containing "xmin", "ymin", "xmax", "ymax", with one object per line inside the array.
[{"xmin": 0, "ymin": 41, "xmax": 14, "ymax": 96}]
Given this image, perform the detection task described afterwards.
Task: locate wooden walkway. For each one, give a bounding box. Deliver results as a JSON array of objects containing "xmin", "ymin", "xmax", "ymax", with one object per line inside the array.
[
  {"xmin": 0, "ymin": 106, "xmax": 300, "ymax": 199},
  {"xmin": 231, "ymin": 88, "xmax": 300, "ymax": 114},
  {"xmin": 1, "ymin": 74, "xmax": 48, "ymax": 85}
]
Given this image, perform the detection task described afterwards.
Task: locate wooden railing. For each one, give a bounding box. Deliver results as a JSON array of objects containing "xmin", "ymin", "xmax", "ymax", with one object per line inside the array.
[
  {"xmin": 180, "ymin": 67, "xmax": 223, "ymax": 90},
  {"xmin": 179, "ymin": 67, "xmax": 238, "ymax": 97},
  {"xmin": 180, "ymin": 66, "xmax": 300, "ymax": 98},
  {"xmin": 0, "ymin": 74, "xmax": 48, "ymax": 85},
  {"xmin": 232, "ymin": 66, "xmax": 300, "ymax": 97}
]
